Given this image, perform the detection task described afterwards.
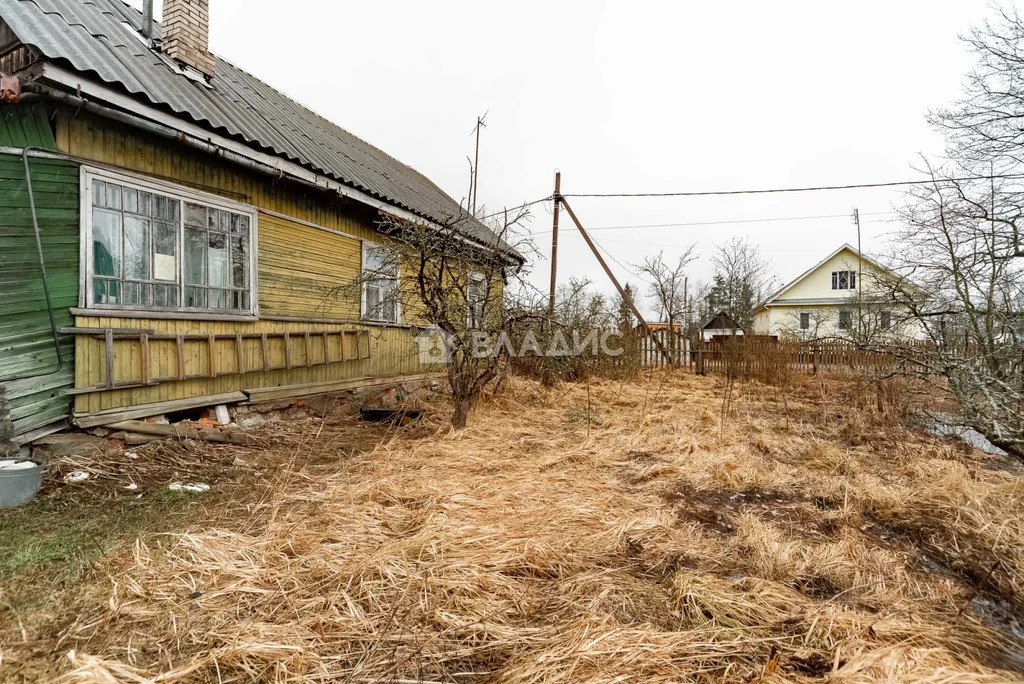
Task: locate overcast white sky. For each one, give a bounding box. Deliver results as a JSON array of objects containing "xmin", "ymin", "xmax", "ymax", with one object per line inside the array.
[{"xmin": 138, "ymin": 0, "xmax": 996, "ymax": 315}]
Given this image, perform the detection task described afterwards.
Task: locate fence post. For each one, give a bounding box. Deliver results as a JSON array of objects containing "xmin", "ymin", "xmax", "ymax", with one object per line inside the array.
[
  {"xmin": 696, "ymin": 341, "xmax": 705, "ymax": 375},
  {"xmin": 812, "ymin": 345, "xmax": 818, "ymax": 376}
]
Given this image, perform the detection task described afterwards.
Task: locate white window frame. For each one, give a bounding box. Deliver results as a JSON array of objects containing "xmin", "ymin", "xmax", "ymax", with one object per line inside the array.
[
  {"xmin": 79, "ymin": 166, "xmax": 259, "ymax": 316},
  {"xmin": 360, "ymin": 241, "xmax": 401, "ymax": 324},
  {"xmin": 831, "ymin": 270, "xmax": 857, "ymax": 291},
  {"xmin": 799, "ymin": 311, "xmax": 811, "ymax": 331}
]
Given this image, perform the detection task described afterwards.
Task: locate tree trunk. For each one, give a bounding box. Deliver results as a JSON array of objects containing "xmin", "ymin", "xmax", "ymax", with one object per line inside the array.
[{"xmin": 451, "ymin": 394, "xmax": 472, "ymax": 430}]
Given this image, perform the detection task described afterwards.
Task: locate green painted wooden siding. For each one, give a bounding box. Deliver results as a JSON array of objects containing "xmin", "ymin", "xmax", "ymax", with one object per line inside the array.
[{"xmin": 0, "ymin": 108, "xmax": 78, "ymax": 438}]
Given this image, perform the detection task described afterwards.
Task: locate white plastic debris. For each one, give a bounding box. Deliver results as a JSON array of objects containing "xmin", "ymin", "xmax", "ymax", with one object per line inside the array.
[
  {"xmin": 232, "ymin": 456, "xmax": 249, "ymax": 467},
  {"xmin": 168, "ymin": 482, "xmax": 210, "ymax": 493},
  {"xmin": 125, "ymin": 451, "xmax": 140, "ymax": 460},
  {"xmin": 64, "ymin": 471, "xmax": 90, "ymax": 483},
  {"xmin": 0, "ymin": 459, "xmax": 37, "ymax": 471},
  {"xmin": 124, "ymin": 482, "xmax": 138, "ymax": 491}
]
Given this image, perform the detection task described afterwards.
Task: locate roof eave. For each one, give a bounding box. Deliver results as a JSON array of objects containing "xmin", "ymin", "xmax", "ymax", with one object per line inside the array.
[{"xmin": 35, "ymin": 63, "xmax": 523, "ymax": 264}]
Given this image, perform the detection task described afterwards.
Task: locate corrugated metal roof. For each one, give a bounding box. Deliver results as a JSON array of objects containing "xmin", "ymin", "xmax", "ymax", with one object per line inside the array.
[{"xmin": 1, "ymin": 0, "xmax": 516, "ymax": 255}]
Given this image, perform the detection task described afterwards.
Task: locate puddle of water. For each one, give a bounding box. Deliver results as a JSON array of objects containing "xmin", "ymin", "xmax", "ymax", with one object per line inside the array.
[{"xmin": 926, "ymin": 412, "xmax": 1007, "ymax": 456}]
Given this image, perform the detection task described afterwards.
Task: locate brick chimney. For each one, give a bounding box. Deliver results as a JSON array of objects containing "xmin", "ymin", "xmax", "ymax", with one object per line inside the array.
[{"xmin": 162, "ymin": 0, "xmax": 215, "ymax": 78}]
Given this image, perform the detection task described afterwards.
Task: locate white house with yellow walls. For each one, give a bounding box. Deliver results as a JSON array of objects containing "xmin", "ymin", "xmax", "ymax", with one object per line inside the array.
[{"xmin": 753, "ymin": 244, "xmax": 926, "ymax": 340}]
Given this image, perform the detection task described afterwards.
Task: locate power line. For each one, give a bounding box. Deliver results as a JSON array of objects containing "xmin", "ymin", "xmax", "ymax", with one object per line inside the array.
[
  {"xmin": 560, "ymin": 172, "xmax": 1024, "ymax": 199},
  {"xmin": 477, "ymin": 171, "xmax": 1024, "ymax": 224},
  {"xmin": 527, "ymin": 210, "xmax": 897, "ymax": 236},
  {"xmin": 587, "ymin": 233, "xmax": 654, "ymax": 287},
  {"xmin": 476, "ymin": 196, "xmax": 552, "ymax": 222}
]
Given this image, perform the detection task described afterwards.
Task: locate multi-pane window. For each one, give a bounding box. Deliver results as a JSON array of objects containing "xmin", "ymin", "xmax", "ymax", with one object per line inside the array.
[
  {"xmin": 831, "ymin": 270, "xmax": 857, "ymax": 290},
  {"xmin": 799, "ymin": 312, "xmax": 810, "ymax": 330},
  {"xmin": 879, "ymin": 310, "xmax": 892, "ymax": 331},
  {"xmin": 838, "ymin": 309, "xmax": 853, "ymax": 330},
  {"xmin": 91, "ymin": 179, "xmax": 181, "ymax": 307},
  {"xmin": 362, "ymin": 244, "xmax": 399, "ymax": 323},
  {"xmin": 183, "ymin": 203, "xmax": 251, "ymax": 311},
  {"xmin": 467, "ymin": 272, "xmax": 487, "ymax": 328},
  {"xmin": 86, "ymin": 172, "xmax": 255, "ymax": 313}
]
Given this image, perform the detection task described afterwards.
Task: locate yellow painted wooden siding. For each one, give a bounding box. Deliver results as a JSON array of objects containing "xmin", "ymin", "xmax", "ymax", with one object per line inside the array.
[
  {"xmin": 259, "ymin": 213, "xmax": 362, "ymax": 318},
  {"xmin": 73, "ymin": 317, "xmax": 427, "ymax": 413},
  {"xmin": 58, "ymin": 113, "xmax": 382, "ymax": 242},
  {"xmin": 58, "ymin": 113, "xmax": 437, "ymax": 413}
]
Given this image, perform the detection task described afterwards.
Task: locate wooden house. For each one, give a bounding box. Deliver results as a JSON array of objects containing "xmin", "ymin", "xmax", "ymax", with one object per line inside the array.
[
  {"xmin": 752, "ymin": 244, "xmax": 923, "ymax": 340},
  {"xmin": 0, "ymin": 0, "xmax": 521, "ymax": 444},
  {"xmin": 699, "ymin": 311, "xmax": 744, "ymax": 341}
]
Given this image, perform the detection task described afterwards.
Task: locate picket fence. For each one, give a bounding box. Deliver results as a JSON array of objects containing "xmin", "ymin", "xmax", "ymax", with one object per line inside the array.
[{"xmin": 636, "ymin": 330, "xmax": 923, "ymax": 375}]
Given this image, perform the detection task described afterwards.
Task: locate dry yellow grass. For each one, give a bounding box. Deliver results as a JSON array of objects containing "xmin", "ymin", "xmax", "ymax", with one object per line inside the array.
[{"xmin": 7, "ymin": 371, "xmax": 1024, "ymax": 682}]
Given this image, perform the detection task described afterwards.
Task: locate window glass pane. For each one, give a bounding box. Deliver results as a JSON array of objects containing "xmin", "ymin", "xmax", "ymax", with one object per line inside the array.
[
  {"xmin": 365, "ymin": 246, "xmax": 397, "ymax": 277},
  {"xmin": 231, "ymin": 214, "xmax": 249, "ymax": 235},
  {"xmin": 154, "ymin": 221, "xmax": 178, "ymax": 281},
  {"xmin": 123, "ymin": 187, "xmax": 139, "ymax": 214},
  {"xmin": 208, "ymin": 208, "xmax": 229, "ymax": 232},
  {"xmin": 139, "ymin": 191, "xmax": 153, "ymax": 216},
  {"xmin": 122, "ymin": 281, "xmax": 141, "ymax": 306},
  {"xmin": 185, "ymin": 203, "xmax": 206, "ymax": 228},
  {"xmin": 208, "ymin": 232, "xmax": 228, "ymax": 287},
  {"xmin": 155, "ymin": 194, "xmax": 179, "ymax": 221},
  {"xmin": 155, "ymin": 284, "xmax": 179, "ymax": 308},
  {"xmin": 92, "ymin": 209, "xmax": 121, "ymax": 278},
  {"xmin": 366, "ymin": 283, "xmax": 381, "ymax": 316},
  {"xmin": 185, "ymin": 228, "xmax": 207, "ymax": 285},
  {"xmin": 124, "ymin": 215, "xmax": 150, "ymax": 280},
  {"xmin": 209, "ymin": 289, "xmax": 230, "ymax": 310},
  {"xmin": 93, "ymin": 180, "xmax": 106, "ymax": 208},
  {"xmin": 184, "ymin": 286, "xmax": 206, "ymax": 309},
  {"xmin": 105, "ymin": 182, "xmax": 122, "ymax": 211},
  {"xmin": 231, "ymin": 236, "xmax": 248, "ymax": 288}
]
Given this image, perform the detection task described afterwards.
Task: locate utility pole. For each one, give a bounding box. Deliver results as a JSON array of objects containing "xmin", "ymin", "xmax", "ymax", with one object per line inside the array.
[
  {"xmin": 852, "ymin": 207, "xmax": 862, "ymax": 336},
  {"xmin": 548, "ymin": 171, "xmax": 561, "ymax": 315},
  {"xmin": 559, "ymin": 196, "xmax": 674, "ymax": 363},
  {"xmin": 471, "ymin": 114, "xmax": 487, "ymax": 216}
]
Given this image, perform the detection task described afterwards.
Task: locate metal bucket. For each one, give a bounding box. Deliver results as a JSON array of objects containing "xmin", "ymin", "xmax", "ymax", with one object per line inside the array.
[{"xmin": 0, "ymin": 459, "xmax": 45, "ymax": 508}]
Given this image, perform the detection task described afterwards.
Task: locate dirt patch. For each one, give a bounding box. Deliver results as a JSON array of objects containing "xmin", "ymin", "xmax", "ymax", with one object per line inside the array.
[{"xmin": 663, "ymin": 484, "xmax": 842, "ymax": 540}]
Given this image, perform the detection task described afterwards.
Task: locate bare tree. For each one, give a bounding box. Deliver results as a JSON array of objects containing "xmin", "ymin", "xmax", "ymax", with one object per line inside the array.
[
  {"xmin": 877, "ymin": 8, "xmax": 1024, "ymax": 458},
  {"xmin": 882, "ymin": 161, "xmax": 1024, "ymax": 458},
  {"xmin": 707, "ymin": 237, "xmax": 772, "ymax": 332},
  {"xmin": 635, "ymin": 248, "xmax": 697, "ymax": 331},
  {"xmin": 368, "ymin": 207, "xmax": 536, "ymax": 429}
]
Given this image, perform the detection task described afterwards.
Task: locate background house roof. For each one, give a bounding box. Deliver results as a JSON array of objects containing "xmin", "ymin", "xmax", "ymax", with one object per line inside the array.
[
  {"xmin": 756, "ymin": 243, "xmax": 890, "ymax": 308},
  {"xmin": 2, "ymin": 0, "xmax": 518, "ymax": 256}
]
